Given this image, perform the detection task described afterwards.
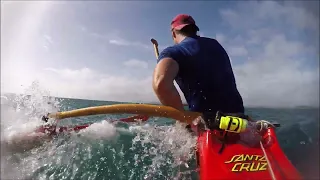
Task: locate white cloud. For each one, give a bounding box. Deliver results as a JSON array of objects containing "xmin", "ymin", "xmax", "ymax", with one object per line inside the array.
[
  {"xmin": 109, "ymin": 39, "xmax": 131, "ymax": 46},
  {"xmin": 198, "ymin": 31, "xmax": 205, "ymax": 37},
  {"xmin": 42, "ymin": 34, "xmax": 53, "ymax": 51},
  {"xmin": 108, "ymin": 37, "xmax": 170, "ymax": 56},
  {"xmin": 82, "ymin": 28, "xmax": 153, "ymax": 50},
  {"xmin": 31, "ymin": 67, "xmax": 186, "ymax": 104},
  {"xmin": 215, "ymin": 33, "xmax": 225, "ymax": 44},
  {"xmin": 246, "ymin": 28, "xmax": 275, "ymax": 45},
  {"xmin": 86, "ymin": 30, "xmax": 168, "ymax": 52},
  {"xmin": 228, "ymin": 46, "xmax": 248, "ymax": 57},
  {"xmin": 218, "ymin": 2, "xmax": 319, "ymax": 107},
  {"xmin": 83, "ymin": 28, "xmax": 169, "ymax": 53},
  {"xmin": 43, "ymin": 34, "xmax": 53, "ymax": 44},
  {"xmin": 79, "ymin": 25, "xmax": 87, "ymax": 32},
  {"xmin": 109, "ymin": 38, "xmax": 150, "ymax": 49},
  {"xmin": 220, "ymin": 1, "xmax": 319, "ymax": 32},
  {"xmin": 123, "ymin": 59, "xmax": 148, "ymax": 69},
  {"xmin": 44, "ymin": 67, "xmax": 104, "ymax": 80},
  {"xmin": 2, "ymin": 66, "xmax": 186, "ymax": 104},
  {"xmin": 282, "ymin": 2, "xmax": 319, "ymax": 31},
  {"xmin": 89, "ymin": 32, "xmax": 110, "ymax": 39},
  {"xmin": 233, "ymin": 40, "xmax": 319, "ymax": 108},
  {"xmin": 36, "ymin": 67, "xmax": 156, "ymax": 102}
]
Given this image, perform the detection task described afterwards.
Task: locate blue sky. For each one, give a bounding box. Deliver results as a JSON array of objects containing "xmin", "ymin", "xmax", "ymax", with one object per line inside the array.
[{"xmin": 1, "ymin": 1, "xmax": 319, "ymax": 107}]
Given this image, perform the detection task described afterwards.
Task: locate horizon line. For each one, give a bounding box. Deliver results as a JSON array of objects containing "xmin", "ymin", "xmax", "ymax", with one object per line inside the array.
[{"xmin": 2, "ymin": 92, "xmax": 318, "ymax": 109}]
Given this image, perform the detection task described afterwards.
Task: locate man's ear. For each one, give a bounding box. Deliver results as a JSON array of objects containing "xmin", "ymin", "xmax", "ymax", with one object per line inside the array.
[{"xmin": 171, "ymin": 30, "xmax": 176, "ymax": 39}]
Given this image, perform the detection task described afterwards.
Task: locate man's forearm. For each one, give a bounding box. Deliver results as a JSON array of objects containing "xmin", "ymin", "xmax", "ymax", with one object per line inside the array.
[{"xmin": 154, "ymin": 84, "xmax": 184, "ymax": 111}]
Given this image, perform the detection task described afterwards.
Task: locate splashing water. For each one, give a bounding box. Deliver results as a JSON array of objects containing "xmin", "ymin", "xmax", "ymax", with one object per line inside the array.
[
  {"xmin": 1, "ymin": 81, "xmax": 61, "ymax": 179},
  {"xmin": 129, "ymin": 123, "xmax": 198, "ymax": 179},
  {"xmin": 1, "ymin": 81, "xmax": 199, "ymax": 180},
  {"xmin": 78, "ymin": 120, "xmax": 118, "ymax": 140}
]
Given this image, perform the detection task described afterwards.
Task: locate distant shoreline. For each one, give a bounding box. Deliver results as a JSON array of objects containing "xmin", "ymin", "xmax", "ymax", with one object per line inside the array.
[
  {"xmin": 2, "ymin": 92, "xmax": 189, "ymax": 106},
  {"xmin": 2, "ymin": 92, "xmax": 318, "ymax": 109}
]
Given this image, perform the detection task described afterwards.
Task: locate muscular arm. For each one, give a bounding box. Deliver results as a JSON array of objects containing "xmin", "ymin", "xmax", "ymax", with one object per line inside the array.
[{"xmin": 152, "ymin": 58, "xmax": 184, "ymax": 111}]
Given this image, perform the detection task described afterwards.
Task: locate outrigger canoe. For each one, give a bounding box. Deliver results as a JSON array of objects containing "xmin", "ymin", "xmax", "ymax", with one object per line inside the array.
[
  {"xmin": 196, "ymin": 120, "xmax": 302, "ymax": 179},
  {"xmin": 40, "ymin": 104, "xmax": 302, "ymax": 180}
]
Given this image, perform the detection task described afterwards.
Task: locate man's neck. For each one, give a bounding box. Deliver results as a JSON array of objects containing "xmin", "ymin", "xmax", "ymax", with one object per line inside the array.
[
  {"xmin": 176, "ymin": 35, "xmax": 198, "ymax": 43},
  {"xmin": 176, "ymin": 35, "xmax": 187, "ymax": 44}
]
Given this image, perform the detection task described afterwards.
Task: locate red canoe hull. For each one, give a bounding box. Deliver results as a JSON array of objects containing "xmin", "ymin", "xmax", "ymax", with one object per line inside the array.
[
  {"xmin": 35, "ymin": 115, "xmax": 149, "ymax": 136},
  {"xmin": 35, "ymin": 124, "xmax": 91, "ymax": 135},
  {"xmin": 197, "ymin": 128, "xmax": 303, "ymax": 180}
]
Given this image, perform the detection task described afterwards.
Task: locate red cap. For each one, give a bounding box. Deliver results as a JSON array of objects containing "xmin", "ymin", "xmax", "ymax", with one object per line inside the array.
[{"xmin": 171, "ymin": 14, "xmax": 199, "ymax": 31}]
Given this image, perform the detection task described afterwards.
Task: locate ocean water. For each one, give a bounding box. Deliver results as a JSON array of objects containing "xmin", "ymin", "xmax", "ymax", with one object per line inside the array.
[{"xmin": 1, "ymin": 92, "xmax": 319, "ymax": 180}]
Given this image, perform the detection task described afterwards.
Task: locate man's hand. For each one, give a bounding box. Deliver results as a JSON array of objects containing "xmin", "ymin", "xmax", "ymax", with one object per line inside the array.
[{"xmin": 152, "ymin": 57, "xmax": 184, "ymax": 111}]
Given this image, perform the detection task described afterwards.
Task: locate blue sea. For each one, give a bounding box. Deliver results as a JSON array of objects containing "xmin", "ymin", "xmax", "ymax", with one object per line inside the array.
[{"xmin": 1, "ymin": 93, "xmax": 319, "ymax": 180}]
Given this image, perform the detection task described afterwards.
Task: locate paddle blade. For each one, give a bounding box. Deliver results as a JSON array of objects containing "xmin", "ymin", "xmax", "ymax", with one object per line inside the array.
[{"xmin": 151, "ymin": 38, "xmax": 158, "ymax": 46}]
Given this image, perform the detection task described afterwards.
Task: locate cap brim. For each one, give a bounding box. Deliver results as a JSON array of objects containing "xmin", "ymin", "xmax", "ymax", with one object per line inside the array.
[{"xmin": 173, "ymin": 24, "xmax": 199, "ymax": 31}]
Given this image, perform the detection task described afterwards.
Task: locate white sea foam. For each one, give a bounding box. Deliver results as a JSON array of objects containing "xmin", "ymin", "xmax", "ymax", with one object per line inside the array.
[{"xmin": 77, "ymin": 120, "xmax": 118, "ymax": 140}]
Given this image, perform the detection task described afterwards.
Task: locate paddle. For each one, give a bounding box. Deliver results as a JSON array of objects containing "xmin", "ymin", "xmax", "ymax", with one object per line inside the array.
[{"xmin": 151, "ymin": 38, "xmax": 159, "ymax": 59}]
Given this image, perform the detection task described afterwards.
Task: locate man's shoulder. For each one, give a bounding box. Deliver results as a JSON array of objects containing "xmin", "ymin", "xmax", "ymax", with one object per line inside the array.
[
  {"xmin": 159, "ymin": 44, "xmax": 182, "ymax": 57},
  {"xmin": 162, "ymin": 44, "xmax": 180, "ymax": 52},
  {"xmin": 158, "ymin": 45, "xmax": 182, "ymax": 62},
  {"xmin": 199, "ymin": 36, "xmax": 220, "ymax": 44},
  {"xmin": 199, "ymin": 36, "xmax": 226, "ymax": 53}
]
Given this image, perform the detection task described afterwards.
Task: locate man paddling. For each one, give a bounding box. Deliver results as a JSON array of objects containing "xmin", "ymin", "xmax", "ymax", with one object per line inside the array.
[{"xmin": 152, "ymin": 14, "xmax": 244, "ymax": 128}]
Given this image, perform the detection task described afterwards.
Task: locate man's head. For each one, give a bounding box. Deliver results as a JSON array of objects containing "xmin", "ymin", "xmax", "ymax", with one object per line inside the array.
[{"xmin": 170, "ymin": 14, "xmax": 199, "ymax": 44}]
